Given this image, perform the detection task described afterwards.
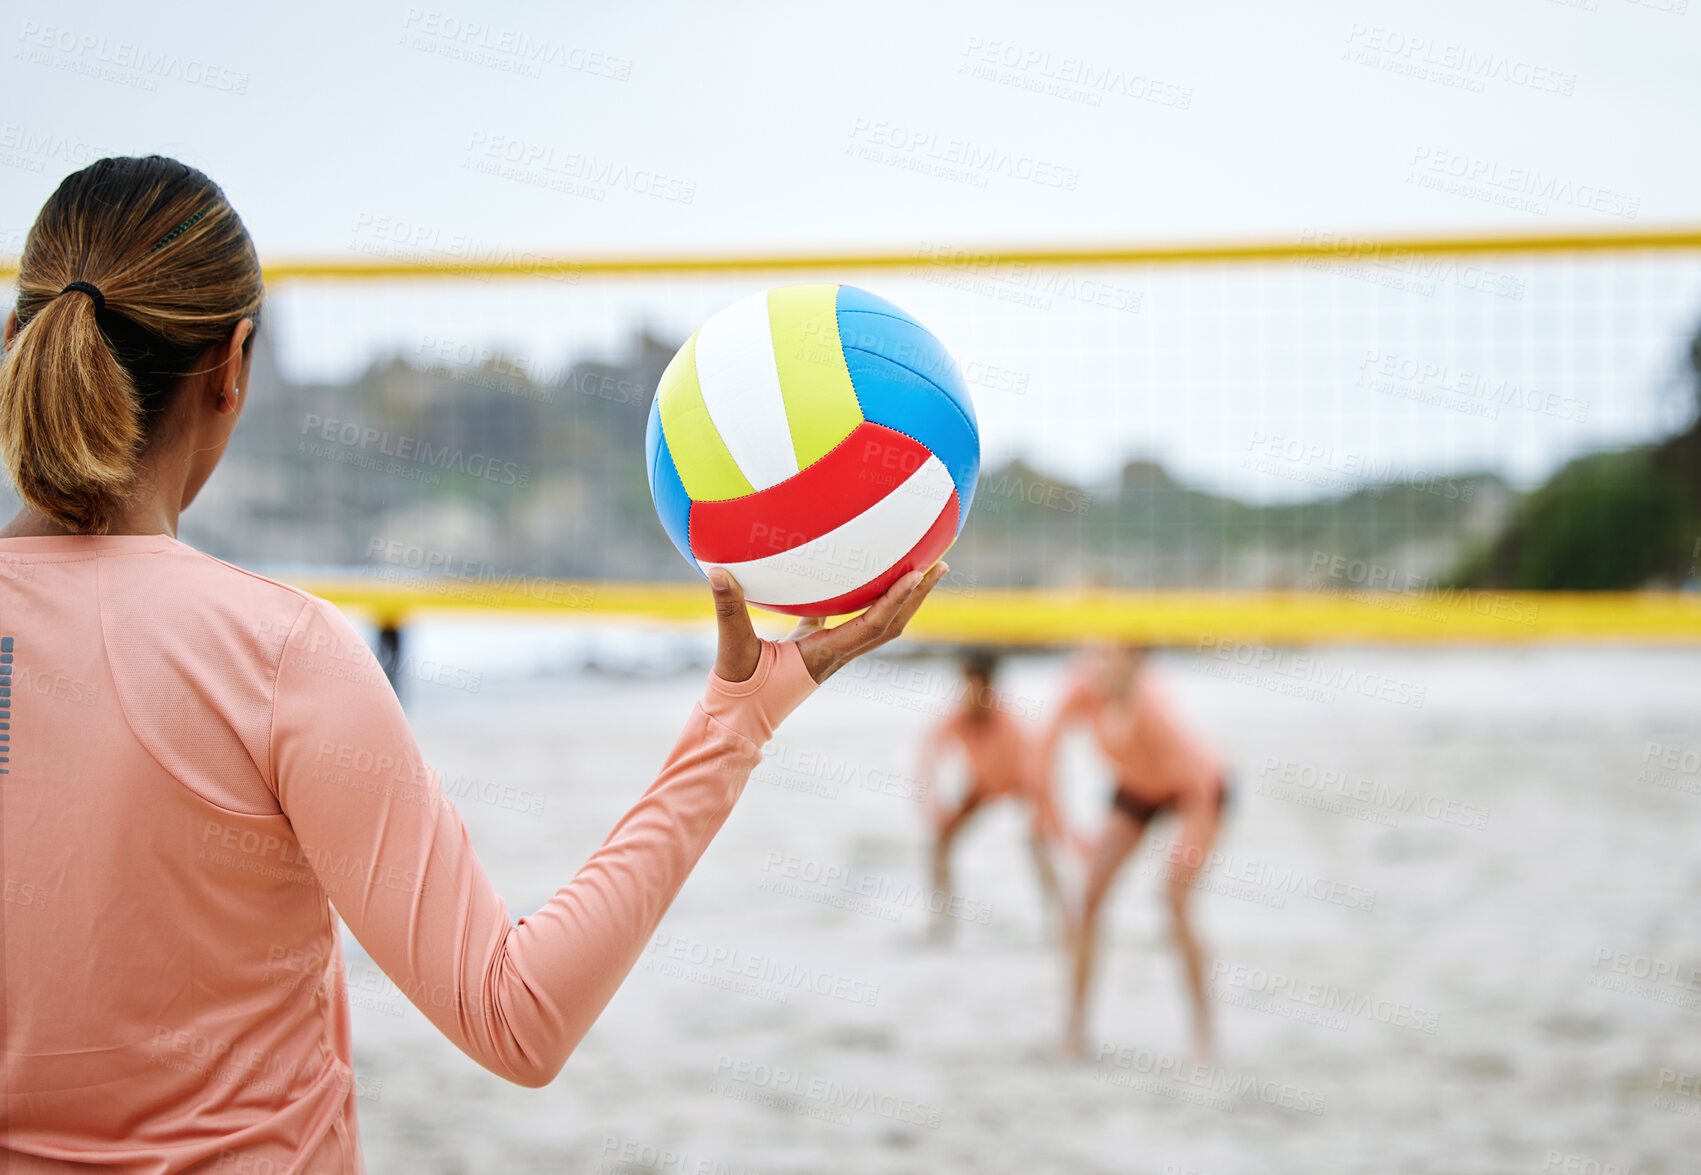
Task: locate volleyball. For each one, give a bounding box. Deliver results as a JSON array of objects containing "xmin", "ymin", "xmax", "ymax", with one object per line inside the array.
[{"xmin": 644, "ymin": 283, "xmax": 979, "ymax": 616}]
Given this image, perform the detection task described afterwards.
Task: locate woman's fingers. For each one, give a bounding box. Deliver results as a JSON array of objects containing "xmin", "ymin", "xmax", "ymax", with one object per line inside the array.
[
  {"xmin": 711, "ymin": 560, "xmax": 947, "ymax": 685},
  {"xmin": 797, "ymin": 561, "xmax": 947, "ymax": 683},
  {"xmin": 885, "ymin": 561, "xmax": 946, "ymax": 635},
  {"xmin": 787, "ymin": 615, "xmax": 826, "ymax": 642},
  {"xmin": 848, "ymin": 569, "xmax": 928, "ymax": 638},
  {"xmin": 709, "ymin": 568, "xmax": 762, "ymax": 683}
]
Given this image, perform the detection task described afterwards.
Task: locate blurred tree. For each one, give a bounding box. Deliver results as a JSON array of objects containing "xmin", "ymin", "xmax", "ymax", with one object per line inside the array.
[{"xmin": 1456, "ymin": 320, "xmax": 1701, "ymax": 589}]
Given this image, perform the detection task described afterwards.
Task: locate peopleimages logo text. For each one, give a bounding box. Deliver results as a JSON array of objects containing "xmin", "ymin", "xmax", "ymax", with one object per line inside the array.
[{"xmin": 300, "ymin": 416, "xmax": 531, "ymax": 487}]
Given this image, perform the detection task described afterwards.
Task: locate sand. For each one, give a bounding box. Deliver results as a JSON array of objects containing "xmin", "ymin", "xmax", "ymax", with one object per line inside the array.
[{"xmin": 340, "ymin": 625, "xmax": 1701, "ymax": 1174}]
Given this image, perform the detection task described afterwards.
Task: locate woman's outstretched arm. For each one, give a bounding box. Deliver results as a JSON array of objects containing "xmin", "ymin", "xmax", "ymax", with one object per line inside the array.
[{"xmin": 267, "ymin": 566, "xmax": 940, "ymax": 1086}]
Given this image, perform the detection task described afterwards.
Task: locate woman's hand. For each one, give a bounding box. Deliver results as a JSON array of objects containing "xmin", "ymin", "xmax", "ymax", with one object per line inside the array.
[{"xmin": 710, "ymin": 562, "xmax": 947, "ymax": 685}]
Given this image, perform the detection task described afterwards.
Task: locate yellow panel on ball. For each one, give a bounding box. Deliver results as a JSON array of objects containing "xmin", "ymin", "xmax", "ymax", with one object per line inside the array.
[
  {"xmin": 766, "ymin": 283, "xmax": 865, "ymax": 472},
  {"xmin": 654, "ymin": 330, "xmax": 755, "ymax": 502}
]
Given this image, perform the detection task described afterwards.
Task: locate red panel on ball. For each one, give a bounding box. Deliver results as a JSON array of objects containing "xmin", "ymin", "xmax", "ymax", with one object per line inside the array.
[
  {"xmin": 687, "ymin": 421, "xmax": 933, "ymax": 564},
  {"xmin": 760, "ymin": 488, "xmax": 961, "ymax": 618}
]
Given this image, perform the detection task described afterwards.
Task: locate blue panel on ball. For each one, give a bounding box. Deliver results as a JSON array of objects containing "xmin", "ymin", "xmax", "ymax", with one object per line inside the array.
[
  {"xmin": 835, "ymin": 287, "xmax": 979, "ymax": 436},
  {"xmin": 834, "ymin": 284, "xmax": 919, "ymax": 323},
  {"xmin": 841, "ymin": 348, "xmax": 979, "ymax": 526},
  {"xmin": 647, "ymin": 396, "xmax": 699, "ymax": 571}
]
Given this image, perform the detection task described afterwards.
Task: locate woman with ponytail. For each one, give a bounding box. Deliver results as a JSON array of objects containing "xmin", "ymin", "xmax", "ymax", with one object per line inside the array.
[
  {"xmin": 0, "ymin": 160, "xmax": 260, "ymax": 535},
  {"xmin": 0, "ymin": 157, "xmax": 942, "ymax": 1171}
]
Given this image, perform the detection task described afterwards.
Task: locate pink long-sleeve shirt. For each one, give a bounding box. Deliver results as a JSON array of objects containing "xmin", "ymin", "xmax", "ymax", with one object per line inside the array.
[{"xmin": 0, "ymin": 532, "xmax": 817, "ymax": 1172}]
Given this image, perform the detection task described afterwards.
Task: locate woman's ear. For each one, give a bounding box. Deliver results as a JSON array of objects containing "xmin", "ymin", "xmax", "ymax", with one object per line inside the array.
[{"xmin": 217, "ymin": 317, "xmax": 255, "ymax": 414}]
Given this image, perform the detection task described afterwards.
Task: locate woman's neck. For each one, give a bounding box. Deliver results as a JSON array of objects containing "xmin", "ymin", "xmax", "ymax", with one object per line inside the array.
[
  {"xmin": 2, "ymin": 447, "xmax": 186, "ymax": 539},
  {"xmin": 2, "ymin": 501, "xmax": 178, "ymax": 539}
]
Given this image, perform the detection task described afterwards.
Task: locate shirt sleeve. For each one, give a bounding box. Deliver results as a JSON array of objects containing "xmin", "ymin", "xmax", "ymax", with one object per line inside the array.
[{"xmin": 266, "ymin": 596, "xmax": 817, "ymax": 1087}]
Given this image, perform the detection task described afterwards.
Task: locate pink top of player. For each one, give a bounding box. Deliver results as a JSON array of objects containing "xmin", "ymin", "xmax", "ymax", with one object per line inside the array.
[
  {"xmin": 922, "ymin": 707, "xmax": 1039, "ymax": 801},
  {"xmin": 1051, "ymin": 648, "xmax": 1224, "ymax": 808},
  {"xmin": 0, "ymin": 533, "xmax": 818, "ymax": 1172}
]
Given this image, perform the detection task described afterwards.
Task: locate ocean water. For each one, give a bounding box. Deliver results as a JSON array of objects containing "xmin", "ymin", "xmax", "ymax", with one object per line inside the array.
[{"xmin": 341, "ymin": 626, "xmax": 1701, "ymax": 1175}]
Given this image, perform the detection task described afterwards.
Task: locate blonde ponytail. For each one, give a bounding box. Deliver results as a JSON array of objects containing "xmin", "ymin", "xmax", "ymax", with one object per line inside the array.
[
  {"xmin": 0, "ymin": 287, "xmax": 146, "ymax": 532},
  {"xmin": 0, "ymin": 156, "xmax": 263, "ymax": 533}
]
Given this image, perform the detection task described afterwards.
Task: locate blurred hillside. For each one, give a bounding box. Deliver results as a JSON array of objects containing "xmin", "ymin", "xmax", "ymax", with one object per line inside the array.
[
  {"xmin": 182, "ymin": 328, "xmax": 680, "ymax": 578},
  {"xmin": 1455, "ymin": 324, "xmax": 1701, "ymax": 590},
  {"xmin": 162, "ymin": 330, "xmax": 1520, "ymax": 591}
]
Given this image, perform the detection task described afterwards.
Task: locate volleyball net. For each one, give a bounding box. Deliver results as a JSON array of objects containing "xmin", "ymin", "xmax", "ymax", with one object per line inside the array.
[{"xmin": 4, "ymin": 228, "xmax": 1700, "ymax": 643}]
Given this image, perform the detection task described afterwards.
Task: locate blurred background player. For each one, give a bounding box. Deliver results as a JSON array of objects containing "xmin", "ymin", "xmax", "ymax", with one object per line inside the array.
[
  {"xmin": 920, "ymin": 650, "xmax": 1064, "ymax": 940},
  {"xmin": 1043, "ymin": 644, "xmax": 1230, "ymax": 1060}
]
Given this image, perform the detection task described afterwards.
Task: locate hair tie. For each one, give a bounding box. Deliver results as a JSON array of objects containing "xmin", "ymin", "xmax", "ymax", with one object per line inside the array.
[{"xmin": 60, "ymin": 281, "xmax": 106, "ymax": 313}]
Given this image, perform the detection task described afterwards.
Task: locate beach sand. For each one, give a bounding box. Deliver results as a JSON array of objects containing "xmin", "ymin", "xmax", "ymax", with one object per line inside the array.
[{"xmin": 344, "ymin": 630, "xmax": 1701, "ymax": 1174}]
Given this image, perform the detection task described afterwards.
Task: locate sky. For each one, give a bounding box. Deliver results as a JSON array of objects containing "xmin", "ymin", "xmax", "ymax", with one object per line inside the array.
[{"xmin": 3, "ymin": 0, "xmax": 1700, "ymax": 495}]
